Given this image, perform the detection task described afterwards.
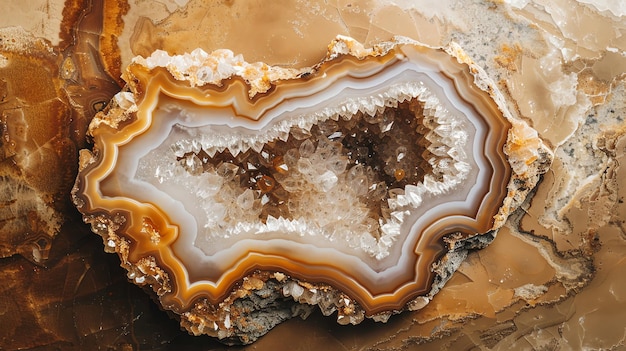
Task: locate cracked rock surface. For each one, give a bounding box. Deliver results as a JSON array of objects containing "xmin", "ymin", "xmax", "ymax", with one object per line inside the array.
[{"xmin": 1, "ymin": 0, "xmax": 625, "ymax": 350}]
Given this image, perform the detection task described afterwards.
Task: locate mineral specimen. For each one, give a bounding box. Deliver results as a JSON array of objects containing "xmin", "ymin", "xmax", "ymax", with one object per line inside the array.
[
  {"xmin": 3, "ymin": 0, "xmax": 625, "ymax": 350},
  {"xmin": 72, "ymin": 35, "xmax": 549, "ymax": 343}
]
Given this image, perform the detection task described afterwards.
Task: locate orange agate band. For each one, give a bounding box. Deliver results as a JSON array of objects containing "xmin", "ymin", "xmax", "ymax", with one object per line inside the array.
[{"xmin": 73, "ymin": 36, "xmax": 512, "ymax": 316}]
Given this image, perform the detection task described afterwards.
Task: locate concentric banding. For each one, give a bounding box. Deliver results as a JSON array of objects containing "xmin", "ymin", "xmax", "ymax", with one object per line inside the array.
[{"xmin": 75, "ymin": 39, "xmax": 511, "ymax": 315}]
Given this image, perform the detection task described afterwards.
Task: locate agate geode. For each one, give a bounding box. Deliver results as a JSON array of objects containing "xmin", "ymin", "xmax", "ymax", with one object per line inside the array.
[{"xmin": 72, "ymin": 36, "xmax": 549, "ymax": 344}]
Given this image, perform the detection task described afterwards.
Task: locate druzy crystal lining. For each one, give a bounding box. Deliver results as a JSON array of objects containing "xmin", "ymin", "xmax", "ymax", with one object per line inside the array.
[
  {"xmin": 73, "ymin": 36, "xmax": 528, "ymax": 332},
  {"xmin": 133, "ymin": 79, "xmax": 472, "ymax": 261}
]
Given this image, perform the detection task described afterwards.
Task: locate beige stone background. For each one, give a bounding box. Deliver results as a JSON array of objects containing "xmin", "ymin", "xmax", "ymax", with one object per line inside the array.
[{"xmin": 0, "ymin": 0, "xmax": 625, "ymax": 350}]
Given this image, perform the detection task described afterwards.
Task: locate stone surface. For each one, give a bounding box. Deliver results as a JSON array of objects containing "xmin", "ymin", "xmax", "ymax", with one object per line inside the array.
[{"xmin": 0, "ymin": 0, "xmax": 625, "ymax": 350}]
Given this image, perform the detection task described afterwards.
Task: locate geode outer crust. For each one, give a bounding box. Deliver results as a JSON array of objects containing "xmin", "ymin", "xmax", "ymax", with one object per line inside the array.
[{"xmin": 72, "ymin": 36, "xmax": 551, "ymax": 344}]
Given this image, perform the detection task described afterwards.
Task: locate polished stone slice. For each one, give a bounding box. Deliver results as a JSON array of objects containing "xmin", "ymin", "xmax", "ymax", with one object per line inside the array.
[{"xmin": 72, "ymin": 35, "xmax": 549, "ymax": 343}]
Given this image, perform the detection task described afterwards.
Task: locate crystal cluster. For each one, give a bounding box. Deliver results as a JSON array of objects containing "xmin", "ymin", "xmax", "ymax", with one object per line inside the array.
[{"xmin": 137, "ymin": 85, "xmax": 470, "ymax": 259}]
